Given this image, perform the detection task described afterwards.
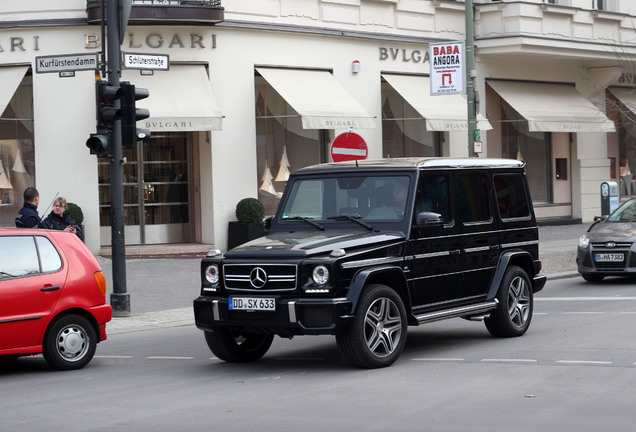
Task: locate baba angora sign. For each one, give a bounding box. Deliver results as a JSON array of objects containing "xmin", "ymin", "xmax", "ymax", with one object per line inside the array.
[{"xmin": 429, "ymin": 41, "xmax": 466, "ymax": 95}]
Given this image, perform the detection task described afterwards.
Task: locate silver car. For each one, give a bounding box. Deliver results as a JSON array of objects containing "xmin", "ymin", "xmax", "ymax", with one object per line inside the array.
[{"xmin": 577, "ymin": 197, "xmax": 636, "ymax": 282}]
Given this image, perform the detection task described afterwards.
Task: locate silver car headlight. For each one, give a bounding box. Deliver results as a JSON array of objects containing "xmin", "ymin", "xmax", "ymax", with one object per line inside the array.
[
  {"xmin": 312, "ymin": 265, "xmax": 329, "ymax": 285},
  {"xmin": 578, "ymin": 235, "xmax": 590, "ymax": 248}
]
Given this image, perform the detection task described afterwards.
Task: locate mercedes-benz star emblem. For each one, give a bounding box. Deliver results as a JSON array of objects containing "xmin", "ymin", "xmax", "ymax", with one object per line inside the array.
[{"xmin": 250, "ymin": 267, "xmax": 268, "ymax": 289}]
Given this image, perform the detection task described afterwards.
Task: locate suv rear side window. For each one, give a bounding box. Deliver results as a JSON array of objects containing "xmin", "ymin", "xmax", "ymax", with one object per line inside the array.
[
  {"xmin": 457, "ymin": 173, "xmax": 491, "ymax": 223},
  {"xmin": 493, "ymin": 174, "xmax": 530, "ymax": 220}
]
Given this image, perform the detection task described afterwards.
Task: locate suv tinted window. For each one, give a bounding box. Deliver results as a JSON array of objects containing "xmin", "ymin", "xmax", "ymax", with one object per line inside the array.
[
  {"xmin": 493, "ymin": 174, "xmax": 531, "ymax": 220},
  {"xmin": 414, "ymin": 174, "xmax": 451, "ymax": 224},
  {"xmin": 457, "ymin": 173, "xmax": 490, "ymax": 223}
]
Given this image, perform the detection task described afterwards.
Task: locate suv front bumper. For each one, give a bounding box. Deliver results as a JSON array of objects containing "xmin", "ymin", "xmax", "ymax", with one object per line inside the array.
[{"xmin": 193, "ymin": 296, "xmax": 353, "ymax": 337}]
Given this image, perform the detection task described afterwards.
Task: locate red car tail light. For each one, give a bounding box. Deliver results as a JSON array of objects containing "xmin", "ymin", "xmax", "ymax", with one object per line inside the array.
[{"xmin": 94, "ymin": 271, "xmax": 107, "ymax": 295}]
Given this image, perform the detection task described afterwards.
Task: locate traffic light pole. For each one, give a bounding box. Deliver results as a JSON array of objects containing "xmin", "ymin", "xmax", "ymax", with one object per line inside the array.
[{"xmin": 106, "ymin": 0, "xmax": 130, "ymax": 316}]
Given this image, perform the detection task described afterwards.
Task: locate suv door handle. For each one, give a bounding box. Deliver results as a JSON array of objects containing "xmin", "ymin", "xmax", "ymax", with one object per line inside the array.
[
  {"xmin": 450, "ymin": 249, "xmax": 461, "ymax": 255},
  {"xmin": 41, "ymin": 285, "xmax": 60, "ymax": 292}
]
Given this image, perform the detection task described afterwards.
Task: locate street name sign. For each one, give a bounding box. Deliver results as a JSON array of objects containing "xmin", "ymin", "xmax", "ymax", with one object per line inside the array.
[
  {"xmin": 429, "ymin": 41, "xmax": 466, "ymax": 95},
  {"xmin": 35, "ymin": 53, "xmax": 99, "ymax": 74},
  {"xmin": 123, "ymin": 53, "xmax": 170, "ymax": 71}
]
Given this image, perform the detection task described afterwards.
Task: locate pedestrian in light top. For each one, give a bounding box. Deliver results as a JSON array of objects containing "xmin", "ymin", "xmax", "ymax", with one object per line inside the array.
[
  {"xmin": 15, "ymin": 187, "xmax": 41, "ymax": 228},
  {"xmin": 41, "ymin": 197, "xmax": 85, "ymax": 242}
]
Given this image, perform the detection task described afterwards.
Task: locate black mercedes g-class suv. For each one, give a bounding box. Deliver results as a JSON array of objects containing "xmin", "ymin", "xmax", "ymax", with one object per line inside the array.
[{"xmin": 194, "ymin": 158, "xmax": 546, "ymax": 368}]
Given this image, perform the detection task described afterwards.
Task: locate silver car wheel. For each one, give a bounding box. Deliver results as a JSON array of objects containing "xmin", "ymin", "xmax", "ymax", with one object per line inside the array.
[{"xmin": 364, "ymin": 297, "xmax": 403, "ymax": 358}]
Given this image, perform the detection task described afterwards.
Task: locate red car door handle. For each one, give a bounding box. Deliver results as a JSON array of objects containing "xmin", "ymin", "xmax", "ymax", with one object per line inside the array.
[{"xmin": 41, "ymin": 286, "xmax": 60, "ymax": 292}]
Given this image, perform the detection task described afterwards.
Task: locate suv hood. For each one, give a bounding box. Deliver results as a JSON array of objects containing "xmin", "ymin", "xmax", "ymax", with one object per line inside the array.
[{"xmin": 225, "ymin": 230, "xmax": 405, "ymax": 259}]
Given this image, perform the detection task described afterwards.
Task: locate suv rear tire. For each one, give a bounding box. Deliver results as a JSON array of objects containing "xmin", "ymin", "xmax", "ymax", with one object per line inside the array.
[
  {"xmin": 204, "ymin": 329, "xmax": 274, "ymax": 362},
  {"xmin": 336, "ymin": 284, "xmax": 407, "ymax": 368},
  {"xmin": 485, "ymin": 266, "xmax": 533, "ymax": 337}
]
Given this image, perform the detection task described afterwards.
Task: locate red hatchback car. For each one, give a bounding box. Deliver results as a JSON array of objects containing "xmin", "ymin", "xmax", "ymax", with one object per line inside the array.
[{"xmin": 0, "ymin": 228, "xmax": 112, "ymax": 370}]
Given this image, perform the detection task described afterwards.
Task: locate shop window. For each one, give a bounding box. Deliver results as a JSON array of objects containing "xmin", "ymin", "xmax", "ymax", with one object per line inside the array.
[
  {"xmin": 255, "ymin": 75, "xmax": 323, "ymax": 216},
  {"xmin": 0, "ymin": 71, "xmax": 35, "ymax": 227},
  {"xmin": 500, "ymin": 99, "xmax": 552, "ymax": 204},
  {"xmin": 555, "ymin": 158, "xmax": 568, "ymax": 180},
  {"xmin": 381, "ymin": 81, "xmax": 440, "ymax": 158}
]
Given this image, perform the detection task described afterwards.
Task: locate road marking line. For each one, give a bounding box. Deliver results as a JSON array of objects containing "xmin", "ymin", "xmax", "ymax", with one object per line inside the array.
[
  {"xmin": 536, "ymin": 297, "xmax": 636, "ymax": 301},
  {"xmin": 94, "ymin": 355, "xmax": 134, "ymax": 359},
  {"xmin": 556, "ymin": 360, "xmax": 612, "ymax": 365},
  {"xmin": 561, "ymin": 312, "xmax": 605, "ymax": 315},
  {"xmin": 412, "ymin": 358, "xmax": 464, "ymax": 362},
  {"xmin": 481, "ymin": 359, "xmax": 537, "ymax": 363},
  {"xmin": 146, "ymin": 356, "xmax": 194, "ymax": 360}
]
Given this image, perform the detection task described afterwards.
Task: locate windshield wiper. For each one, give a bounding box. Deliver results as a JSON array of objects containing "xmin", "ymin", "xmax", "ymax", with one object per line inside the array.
[
  {"xmin": 328, "ymin": 215, "xmax": 374, "ymax": 231},
  {"xmin": 283, "ymin": 216, "xmax": 325, "ymax": 231}
]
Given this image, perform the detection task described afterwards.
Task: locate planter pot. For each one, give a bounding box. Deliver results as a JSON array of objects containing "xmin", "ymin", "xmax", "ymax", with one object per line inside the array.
[{"xmin": 227, "ymin": 221, "xmax": 265, "ymax": 250}]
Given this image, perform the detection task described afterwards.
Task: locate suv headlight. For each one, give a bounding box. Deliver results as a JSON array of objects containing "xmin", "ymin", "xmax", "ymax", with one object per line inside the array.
[
  {"xmin": 205, "ymin": 264, "xmax": 220, "ymax": 284},
  {"xmin": 312, "ymin": 265, "xmax": 329, "ymax": 285},
  {"xmin": 578, "ymin": 235, "xmax": 589, "ymax": 248}
]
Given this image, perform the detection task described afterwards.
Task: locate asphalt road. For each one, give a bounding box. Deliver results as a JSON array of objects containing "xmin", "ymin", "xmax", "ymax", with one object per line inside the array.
[{"xmin": 3, "ymin": 276, "xmax": 636, "ymax": 432}]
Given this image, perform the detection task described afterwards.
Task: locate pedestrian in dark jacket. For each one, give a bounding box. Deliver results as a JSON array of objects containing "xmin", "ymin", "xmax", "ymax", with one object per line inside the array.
[
  {"xmin": 41, "ymin": 197, "xmax": 84, "ymax": 242},
  {"xmin": 15, "ymin": 187, "xmax": 41, "ymax": 228}
]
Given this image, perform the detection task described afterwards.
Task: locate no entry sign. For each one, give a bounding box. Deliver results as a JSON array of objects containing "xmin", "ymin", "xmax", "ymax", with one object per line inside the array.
[{"xmin": 331, "ymin": 132, "xmax": 368, "ymax": 162}]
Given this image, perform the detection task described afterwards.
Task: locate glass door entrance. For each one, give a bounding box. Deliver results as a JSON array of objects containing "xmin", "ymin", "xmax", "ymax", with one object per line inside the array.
[{"xmin": 99, "ymin": 132, "xmax": 193, "ymax": 245}]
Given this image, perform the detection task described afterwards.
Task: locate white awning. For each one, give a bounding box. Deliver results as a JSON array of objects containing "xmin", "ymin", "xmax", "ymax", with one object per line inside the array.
[
  {"xmin": 0, "ymin": 66, "xmax": 28, "ymax": 116},
  {"xmin": 122, "ymin": 65, "xmax": 223, "ymax": 131},
  {"xmin": 256, "ymin": 67, "xmax": 376, "ymax": 130},
  {"xmin": 488, "ymin": 80, "xmax": 615, "ymax": 133},
  {"xmin": 381, "ymin": 74, "xmax": 492, "ymax": 131},
  {"xmin": 609, "ymin": 87, "xmax": 636, "ymax": 114}
]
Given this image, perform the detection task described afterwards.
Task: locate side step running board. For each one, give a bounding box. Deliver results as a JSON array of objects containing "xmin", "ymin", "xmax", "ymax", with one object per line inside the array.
[{"xmin": 414, "ymin": 300, "xmax": 498, "ymax": 325}]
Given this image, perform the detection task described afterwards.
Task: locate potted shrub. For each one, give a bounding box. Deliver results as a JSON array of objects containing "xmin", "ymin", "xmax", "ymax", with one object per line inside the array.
[{"xmin": 227, "ymin": 198, "xmax": 266, "ymax": 250}]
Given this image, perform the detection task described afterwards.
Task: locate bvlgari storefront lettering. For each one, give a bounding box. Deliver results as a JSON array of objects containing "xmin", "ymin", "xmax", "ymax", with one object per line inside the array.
[
  {"xmin": 146, "ymin": 121, "xmax": 193, "ymax": 129},
  {"xmin": 85, "ymin": 33, "xmax": 217, "ymax": 50},
  {"xmin": 0, "ymin": 36, "xmax": 39, "ymax": 52},
  {"xmin": 379, "ymin": 47, "xmax": 429, "ymax": 64}
]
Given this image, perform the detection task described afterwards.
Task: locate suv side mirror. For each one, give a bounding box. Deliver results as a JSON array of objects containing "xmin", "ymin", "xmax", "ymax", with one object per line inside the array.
[
  {"xmin": 416, "ymin": 211, "xmax": 443, "ymax": 227},
  {"xmin": 263, "ymin": 216, "xmax": 273, "ymax": 233}
]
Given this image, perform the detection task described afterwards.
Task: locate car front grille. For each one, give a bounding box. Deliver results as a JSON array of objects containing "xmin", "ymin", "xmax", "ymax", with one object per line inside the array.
[
  {"xmin": 223, "ymin": 264, "xmax": 297, "ymax": 291},
  {"xmin": 589, "ymin": 243, "xmax": 633, "ymax": 270}
]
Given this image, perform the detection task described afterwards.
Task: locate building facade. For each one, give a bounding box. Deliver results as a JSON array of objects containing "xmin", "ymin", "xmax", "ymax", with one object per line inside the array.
[{"xmin": 1, "ymin": 0, "xmax": 635, "ymax": 253}]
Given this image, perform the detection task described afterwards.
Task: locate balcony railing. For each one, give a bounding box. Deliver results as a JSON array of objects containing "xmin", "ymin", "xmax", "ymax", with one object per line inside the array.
[{"xmin": 87, "ymin": 0, "xmax": 224, "ymax": 26}]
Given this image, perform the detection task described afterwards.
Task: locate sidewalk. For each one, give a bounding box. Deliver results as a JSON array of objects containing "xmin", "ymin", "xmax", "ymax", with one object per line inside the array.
[{"xmin": 103, "ymin": 223, "xmax": 587, "ymax": 333}]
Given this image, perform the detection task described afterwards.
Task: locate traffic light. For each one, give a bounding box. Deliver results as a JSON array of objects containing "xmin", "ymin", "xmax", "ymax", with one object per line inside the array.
[
  {"xmin": 86, "ymin": 80, "xmax": 123, "ymax": 157},
  {"xmin": 121, "ymin": 81, "xmax": 151, "ymax": 149}
]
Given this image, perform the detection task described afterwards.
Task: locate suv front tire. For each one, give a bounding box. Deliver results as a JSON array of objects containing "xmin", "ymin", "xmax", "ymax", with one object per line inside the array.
[{"xmin": 336, "ymin": 284, "xmax": 408, "ymax": 368}]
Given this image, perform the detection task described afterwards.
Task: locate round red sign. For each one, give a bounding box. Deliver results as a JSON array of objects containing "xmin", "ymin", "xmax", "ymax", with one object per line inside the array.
[{"xmin": 330, "ymin": 132, "xmax": 368, "ymax": 163}]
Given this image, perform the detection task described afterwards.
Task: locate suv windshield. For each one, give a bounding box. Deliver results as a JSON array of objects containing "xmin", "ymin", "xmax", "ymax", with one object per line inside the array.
[{"xmin": 280, "ymin": 175, "xmax": 411, "ymax": 222}]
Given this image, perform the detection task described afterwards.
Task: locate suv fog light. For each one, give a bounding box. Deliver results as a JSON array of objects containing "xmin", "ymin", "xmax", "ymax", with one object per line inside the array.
[
  {"xmin": 205, "ymin": 265, "xmax": 220, "ymax": 284},
  {"xmin": 312, "ymin": 265, "xmax": 329, "ymax": 285}
]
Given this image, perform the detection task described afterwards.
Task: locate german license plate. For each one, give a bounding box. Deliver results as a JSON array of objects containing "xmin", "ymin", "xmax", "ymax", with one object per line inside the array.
[
  {"xmin": 228, "ymin": 297, "xmax": 276, "ymax": 311},
  {"xmin": 594, "ymin": 253, "xmax": 624, "ymax": 262}
]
